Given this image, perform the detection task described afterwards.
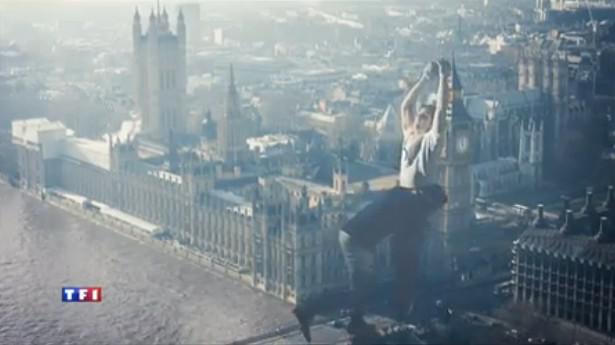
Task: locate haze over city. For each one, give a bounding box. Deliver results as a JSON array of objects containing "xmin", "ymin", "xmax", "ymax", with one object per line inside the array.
[{"xmin": 1, "ymin": 0, "xmax": 615, "ymax": 344}]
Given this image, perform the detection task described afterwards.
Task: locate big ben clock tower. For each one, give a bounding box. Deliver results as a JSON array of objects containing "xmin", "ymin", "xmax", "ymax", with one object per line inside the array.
[
  {"xmin": 421, "ymin": 57, "xmax": 475, "ymax": 285},
  {"xmin": 433, "ymin": 57, "xmax": 475, "ymax": 235}
]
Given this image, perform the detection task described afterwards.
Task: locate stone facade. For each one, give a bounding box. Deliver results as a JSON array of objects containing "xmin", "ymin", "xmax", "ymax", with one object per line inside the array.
[
  {"xmin": 517, "ymin": 38, "xmax": 586, "ymax": 167},
  {"xmin": 468, "ymin": 114, "xmax": 544, "ymax": 198}
]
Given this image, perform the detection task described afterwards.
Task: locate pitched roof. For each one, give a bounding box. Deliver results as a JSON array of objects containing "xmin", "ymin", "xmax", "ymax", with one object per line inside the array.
[{"xmin": 516, "ymin": 221, "xmax": 615, "ymax": 268}]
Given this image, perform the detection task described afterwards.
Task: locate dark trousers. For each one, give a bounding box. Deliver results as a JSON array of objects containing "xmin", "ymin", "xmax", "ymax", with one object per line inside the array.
[
  {"xmin": 390, "ymin": 230, "xmax": 424, "ymax": 320},
  {"xmin": 296, "ymin": 230, "xmax": 425, "ymax": 322},
  {"xmin": 339, "ymin": 229, "xmax": 424, "ymax": 321},
  {"xmin": 338, "ymin": 230, "xmax": 375, "ymax": 320}
]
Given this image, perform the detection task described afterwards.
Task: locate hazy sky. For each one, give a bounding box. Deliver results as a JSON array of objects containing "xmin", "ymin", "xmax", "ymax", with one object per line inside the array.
[
  {"xmin": 0, "ymin": 0, "xmax": 357, "ymax": 12},
  {"xmin": 0, "ymin": 0, "xmax": 380, "ymax": 7},
  {"xmin": 0, "ymin": 0, "xmax": 344, "ymax": 3}
]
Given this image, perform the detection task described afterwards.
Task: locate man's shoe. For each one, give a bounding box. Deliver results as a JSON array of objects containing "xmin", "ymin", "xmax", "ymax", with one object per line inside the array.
[{"xmin": 292, "ymin": 306, "xmax": 313, "ymax": 343}]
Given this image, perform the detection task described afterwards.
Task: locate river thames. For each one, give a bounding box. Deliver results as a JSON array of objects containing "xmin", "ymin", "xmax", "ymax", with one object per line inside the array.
[{"xmin": 0, "ymin": 183, "xmax": 292, "ymax": 344}]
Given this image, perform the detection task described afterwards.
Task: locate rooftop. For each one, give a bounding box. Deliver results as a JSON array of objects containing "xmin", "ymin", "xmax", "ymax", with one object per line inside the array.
[
  {"xmin": 515, "ymin": 186, "xmax": 615, "ymax": 267},
  {"xmin": 276, "ymin": 176, "xmax": 336, "ymax": 195},
  {"xmin": 516, "ymin": 228, "xmax": 615, "ymax": 268},
  {"xmin": 209, "ymin": 189, "xmax": 251, "ymax": 206},
  {"xmin": 11, "ymin": 118, "xmax": 66, "ymax": 144},
  {"xmin": 63, "ymin": 137, "xmax": 111, "ymax": 170}
]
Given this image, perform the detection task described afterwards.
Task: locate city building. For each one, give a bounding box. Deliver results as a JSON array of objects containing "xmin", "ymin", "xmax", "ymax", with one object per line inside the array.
[
  {"xmin": 518, "ymin": 38, "xmax": 571, "ymax": 166},
  {"xmin": 466, "ymin": 91, "xmax": 545, "ymax": 198},
  {"xmin": 133, "ymin": 7, "xmax": 187, "ymax": 141},
  {"xmin": 535, "ymin": 0, "xmax": 615, "ymax": 24},
  {"xmin": 512, "ymin": 186, "xmax": 615, "ymax": 335},
  {"xmin": 458, "ymin": 63, "xmax": 517, "ymax": 95},
  {"xmin": 246, "ymin": 133, "xmax": 296, "ymax": 157},
  {"xmin": 297, "ymin": 110, "xmax": 364, "ymax": 146}
]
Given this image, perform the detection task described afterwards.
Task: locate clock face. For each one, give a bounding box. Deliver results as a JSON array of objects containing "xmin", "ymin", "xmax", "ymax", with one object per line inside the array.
[{"xmin": 456, "ymin": 135, "xmax": 469, "ymax": 154}]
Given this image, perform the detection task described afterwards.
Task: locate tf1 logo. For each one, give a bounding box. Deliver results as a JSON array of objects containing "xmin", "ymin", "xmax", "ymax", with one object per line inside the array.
[{"xmin": 62, "ymin": 287, "xmax": 102, "ymax": 302}]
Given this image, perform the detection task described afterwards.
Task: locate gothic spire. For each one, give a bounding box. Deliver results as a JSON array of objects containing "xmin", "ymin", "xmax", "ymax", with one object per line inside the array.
[
  {"xmin": 162, "ymin": 6, "xmax": 168, "ymax": 22},
  {"xmin": 448, "ymin": 53, "xmax": 471, "ymax": 122},
  {"xmin": 161, "ymin": 6, "xmax": 169, "ymax": 31},
  {"xmin": 451, "ymin": 52, "xmax": 463, "ymax": 94},
  {"xmin": 133, "ymin": 7, "xmax": 142, "ymax": 37},
  {"xmin": 224, "ymin": 64, "xmax": 240, "ymax": 119}
]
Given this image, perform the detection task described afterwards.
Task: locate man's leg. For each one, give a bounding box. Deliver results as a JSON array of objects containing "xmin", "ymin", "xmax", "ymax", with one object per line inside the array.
[
  {"xmin": 292, "ymin": 230, "xmax": 377, "ymax": 341},
  {"xmin": 391, "ymin": 232, "xmax": 424, "ymax": 323},
  {"xmin": 339, "ymin": 230, "xmax": 376, "ymax": 333},
  {"xmin": 292, "ymin": 230, "xmax": 374, "ymax": 342}
]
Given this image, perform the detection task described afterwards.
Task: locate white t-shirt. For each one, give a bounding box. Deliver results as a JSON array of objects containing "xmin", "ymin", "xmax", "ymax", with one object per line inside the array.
[{"xmin": 399, "ymin": 131, "xmax": 440, "ymax": 188}]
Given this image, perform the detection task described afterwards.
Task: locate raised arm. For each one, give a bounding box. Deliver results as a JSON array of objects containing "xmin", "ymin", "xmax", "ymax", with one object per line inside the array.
[
  {"xmin": 429, "ymin": 59, "xmax": 450, "ymax": 137},
  {"xmin": 401, "ymin": 62, "xmax": 436, "ymax": 132}
]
